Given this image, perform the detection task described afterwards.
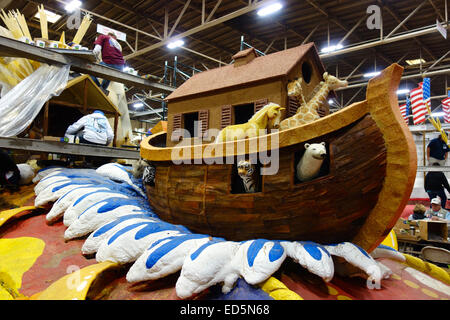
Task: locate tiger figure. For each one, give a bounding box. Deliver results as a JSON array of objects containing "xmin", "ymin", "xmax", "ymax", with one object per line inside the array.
[
  {"xmin": 142, "ymin": 163, "xmax": 156, "ymax": 186},
  {"xmin": 237, "ymin": 160, "xmax": 259, "ymax": 193}
]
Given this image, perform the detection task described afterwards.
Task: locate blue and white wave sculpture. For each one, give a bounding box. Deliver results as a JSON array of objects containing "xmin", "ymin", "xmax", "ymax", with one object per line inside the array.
[{"xmin": 34, "ymin": 164, "xmax": 406, "ymax": 299}]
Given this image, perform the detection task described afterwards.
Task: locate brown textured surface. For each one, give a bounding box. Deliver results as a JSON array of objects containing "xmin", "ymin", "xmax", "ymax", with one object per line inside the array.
[
  {"xmin": 165, "ymin": 43, "xmax": 322, "ymax": 102},
  {"xmin": 147, "ymin": 114, "xmax": 386, "ymax": 243},
  {"xmin": 142, "ymin": 98, "xmax": 368, "ymax": 161},
  {"xmin": 352, "ymin": 64, "xmax": 417, "ymax": 252},
  {"xmin": 143, "ymin": 64, "xmax": 416, "ymax": 250}
]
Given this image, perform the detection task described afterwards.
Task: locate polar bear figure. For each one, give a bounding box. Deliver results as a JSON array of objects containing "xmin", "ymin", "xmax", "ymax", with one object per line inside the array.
[{"xmin": 296, "ymin": 142, "xmax": 327, "ymax": 182}]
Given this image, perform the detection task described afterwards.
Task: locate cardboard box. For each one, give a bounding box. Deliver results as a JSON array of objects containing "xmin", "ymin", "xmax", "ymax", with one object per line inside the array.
[
  {"xmin": 394, "ymin": 218, "xmax": 420, "ymax": 240},
  {"xmin": 417, "ymin": 220, "xmax": 448, "ymax": 241}
]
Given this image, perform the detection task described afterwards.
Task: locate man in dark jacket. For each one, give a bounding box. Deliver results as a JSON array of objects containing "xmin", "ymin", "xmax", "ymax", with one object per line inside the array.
[
  {"xmin": 424, "ymin": 162, "xmax": 450, "ymax": 208},
  {"xmin": 0, "ymin": 149, "xmax": 20, "ymax": 190},
  {"xmin": 427, "ymin": 134, "xmax": 449, "ymax": 166}
]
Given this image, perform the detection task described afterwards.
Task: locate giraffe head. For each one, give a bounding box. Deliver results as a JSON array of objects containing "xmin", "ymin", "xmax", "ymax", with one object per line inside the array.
[
  {"xmin": 323, "ymin": 72, "xmax": 348, "ymax": 91},
  {"xmin": 287, "ymin": 78, "xmax": 303, "ymax": 97}
]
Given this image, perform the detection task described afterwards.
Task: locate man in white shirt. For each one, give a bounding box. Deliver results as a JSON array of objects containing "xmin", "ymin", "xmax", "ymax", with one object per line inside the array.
[{"xmin": 65, "ymin": 110, "xmax": 114, "ymax": 146}]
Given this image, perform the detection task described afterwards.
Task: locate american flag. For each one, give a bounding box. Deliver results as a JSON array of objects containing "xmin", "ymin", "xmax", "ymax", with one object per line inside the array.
[
  {"xmin": 399, "ymin": 97, "xmax": 410, "ymax": 124},
  {"xmin": 443, "ymin": 90, "xmax": 450, "ymax": 124},
  {"xmin": 410, "ymin": 81, "xmax": 428, "ymax": 125}
]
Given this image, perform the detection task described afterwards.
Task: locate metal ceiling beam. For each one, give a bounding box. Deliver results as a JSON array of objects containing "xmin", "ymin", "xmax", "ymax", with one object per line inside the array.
[
  {"xmin": 378, "ymin": 0, "xmax": 437, "ymax": 60},
  {"xmin": 319, "ymin": 25, "xmax": 440, "ymax": 59},
  {"xmin": 124, "ymin": 0, "xmax": 274, "ymax": 60},
  {"xmin": 305, "ymin": 0, "xmax": 392, "ymax": 65},
  {"xmin": 168, "ymin": 0, "xmax": 191, "ymax": 38},
  {"xmin": 336, "ymin": 67, "xmax": 450, "ymax": 91}
]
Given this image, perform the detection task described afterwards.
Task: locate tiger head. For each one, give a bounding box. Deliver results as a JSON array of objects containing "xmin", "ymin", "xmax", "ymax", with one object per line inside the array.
[{"xmin": 237, "ymin": 160, "xmax": 255, "ymax": 177}]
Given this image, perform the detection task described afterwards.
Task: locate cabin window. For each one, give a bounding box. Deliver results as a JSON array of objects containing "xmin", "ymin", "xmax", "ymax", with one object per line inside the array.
[
  {"xmin": 234, "ymin": 103, "xmax": 255, "ymax": 125},
  {"xmin": 302, "ymin": 61, "xmax": 313, "ymax": 84},
  {"xmin": 231, "ymin": 160, "xmax": 262, "ymax": 194},
  {"xmin": 294, "ymin": 142, "xmax": 331, "ymax": 185},
  {"xmin": 183, "ymin": 112, "xmax": 199, "ymax": 138}
]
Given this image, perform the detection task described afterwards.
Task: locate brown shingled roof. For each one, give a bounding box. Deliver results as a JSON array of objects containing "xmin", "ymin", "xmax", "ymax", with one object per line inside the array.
[{"xmin": 165, "ymin": 43, "xmax": 324, "ymax": 102}]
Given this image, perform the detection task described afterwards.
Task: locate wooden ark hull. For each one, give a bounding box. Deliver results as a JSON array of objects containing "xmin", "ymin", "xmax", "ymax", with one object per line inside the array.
[{"xmin": 140, "ymin": 64, "xmax": 417, "ymax": 252}]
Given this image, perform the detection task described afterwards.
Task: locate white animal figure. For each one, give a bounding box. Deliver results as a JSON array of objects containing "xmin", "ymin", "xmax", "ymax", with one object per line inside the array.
[
  {"xmin": 296, "ymin": 142, "xmax": 327, "ymax": 182},
  {"xmin": 237, "ymin": 160, "xmax": 258, "ymax": 193},
  {"xmin": 17, "ymin": 163, "xmax": 36, "ymax": 185}
]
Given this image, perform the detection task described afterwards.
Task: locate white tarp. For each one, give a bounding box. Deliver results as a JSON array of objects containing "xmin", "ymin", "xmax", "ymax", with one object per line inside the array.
[{"xmin": 0, "ymin": 64, "xmax": 70, "ymax": 137}]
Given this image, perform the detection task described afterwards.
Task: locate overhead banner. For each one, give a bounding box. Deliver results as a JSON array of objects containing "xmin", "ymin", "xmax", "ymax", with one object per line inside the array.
[{"xmin": 96, "ymin": 23, "xmax": 127, "ymax": 42}]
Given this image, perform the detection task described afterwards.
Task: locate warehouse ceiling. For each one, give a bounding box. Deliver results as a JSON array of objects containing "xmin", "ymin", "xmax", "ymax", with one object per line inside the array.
[{"xmin": 2, "ymin": 0, "xmax": 450, "ymax": 122}]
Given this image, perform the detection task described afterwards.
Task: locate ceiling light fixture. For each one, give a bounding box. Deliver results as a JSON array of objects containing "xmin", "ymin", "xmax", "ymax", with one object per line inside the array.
[
  {"xmin": 257, "ymin": 2, "xmax": 283, "ymax": 17},
  {"xmin": 405, "ymin": 58, "xmax": 426, "ymax": 66},
  {"xmin": 321, "ymin": 44, "xmax": 343, "ymax": 53},
  {"xmin": 397, "ymin": 88, "xmax": 410, "ymax": 95},
  {"xmin": 363, "ymin": 71, "xmax": 381, "ymax": 78},
  {"xmin": 34, "ymin": 9, "xmax": 62, "ymax": 23},
  {"xmin": 65, "ymin": 0, "xmax": 82, "ymax": 13},
  {"xmin": 167, "ymin": 39, "xmax": 184, "ymax": 49}
]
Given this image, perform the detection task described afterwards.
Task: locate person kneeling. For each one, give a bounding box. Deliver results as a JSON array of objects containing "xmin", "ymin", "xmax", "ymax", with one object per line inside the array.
[{"xmin": 65, "ymin": 110, "xmax": 114, "ymax": 146}]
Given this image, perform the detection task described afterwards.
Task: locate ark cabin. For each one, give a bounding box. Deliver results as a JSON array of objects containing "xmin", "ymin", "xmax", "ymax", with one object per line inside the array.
[{"xmin": 164, "ymin": 43, "xmax": 328, "ymax": 147}]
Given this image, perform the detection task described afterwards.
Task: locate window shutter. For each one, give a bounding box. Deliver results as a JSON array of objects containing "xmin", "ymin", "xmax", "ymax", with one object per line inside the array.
[
  {"xmin": 287, "ymin": 96, "xmax": 299, "ymax": 117},
  {"xmin": 171, "ymin": 113, "xmax": 182, "ymax": 142},
  {"xmin": 317, "ymin": 104, "xmax": 329, "ymax": 118},
  {"xmin": 198, "ymin": 109, "xmax": 209, "ymax": 137},
  {"xmin": 221, "ymin": 105, "xmax": 232, "ymax": 129},
  {"xmin": 254, "ymin": 98, "xmax": 268, "ymax": 113}
]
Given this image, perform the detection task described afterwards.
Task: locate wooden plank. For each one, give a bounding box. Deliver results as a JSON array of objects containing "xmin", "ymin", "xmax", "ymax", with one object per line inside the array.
[
  {"xmin": 0, "ymin": 36, "xmax": 174, "ymax": 92},
  {"xmin": 0, "ymin": 137, "xmax": 139, "ymax": 159}
]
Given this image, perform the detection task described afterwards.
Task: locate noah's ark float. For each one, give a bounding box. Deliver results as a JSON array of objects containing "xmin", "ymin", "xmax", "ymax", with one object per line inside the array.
[
  {"xmin": 2, "ymin": 43, "xmax": 449, "ymax": 302},
  {"xmin": 141, "ymin": 43, "xmax": 417, "ymax": 253}
]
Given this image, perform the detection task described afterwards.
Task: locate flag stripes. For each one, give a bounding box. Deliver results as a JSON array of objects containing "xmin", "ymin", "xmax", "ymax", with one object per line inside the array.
[
  {"xmin": 443, "ymin": 97, "xmax": 450, "ymax": 124},
  {"xmin": 410, "ymin": 83, "xmax": 426, "ymax": 124}
]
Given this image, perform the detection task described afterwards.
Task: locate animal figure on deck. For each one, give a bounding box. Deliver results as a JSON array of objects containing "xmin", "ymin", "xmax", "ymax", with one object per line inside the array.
[
  {"xmin": 214, "ymin": 103, "xmax": 285, "ymax": 143},
  {"xmin": 296, "ymin": 142, "xmax": 327, "ymax": 182},
  {"xmin": 142, "ymin": 164, "xmax": 156, "ymax": 186},
  {"xmin": 280, "ymin": 73, "xmax": 348, "ymax": 130},
  {"xmin": 131, "ymin": 159, "xmax": 156, "ymax": 186},
  {"xmin": 237, "ymin": 160, "xmax": 258, "ymax": 193},
  {"xmin": 287, "ymin": 77, "xmax": 307, "ymax": 105}
]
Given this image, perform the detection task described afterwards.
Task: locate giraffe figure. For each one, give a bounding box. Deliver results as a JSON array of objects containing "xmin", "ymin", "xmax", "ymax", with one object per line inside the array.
[{"xmin": 280, "ymin": 73, "xmax": 348, "ymax": 130}]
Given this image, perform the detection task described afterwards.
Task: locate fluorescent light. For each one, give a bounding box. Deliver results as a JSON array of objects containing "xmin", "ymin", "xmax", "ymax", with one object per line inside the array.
[
  {"xmin": 65, "ymin": 0, "xmax": 81, "ymax": 13},
  {"xmin": 328, "ymin": 99, "xmax": 334, "ymax": 105},
  {"xmin": 321, "ymin": 44, "xmax": 343, "ymax": 53},
  {"xmin": 397, "ymin": 88, "xmax": 410, "ymax": 95},
  {"xmin": 167, "ymin": 39, "xmax": 184, "ymax": 49},
  {"xmin": 34, "ymin": 9, "xmax": 62, "ymax": 24},
  {"xmin": 405, "ymin": 58, "xmax": 426, "ymax": 66},
  {"xmin": 432, "ymin": 112, "xmax": 445, "ymax": 117},
  {"xmin": 257, "ymin": 2, "xmax": 283, "ymax": 16},
  {"xmin": 364, "ymin": 71, "xmax": 381, "ymax": 78},
  {"xmin": 133, "ymin": 103, "xmax": 144, "ymax": 109}
]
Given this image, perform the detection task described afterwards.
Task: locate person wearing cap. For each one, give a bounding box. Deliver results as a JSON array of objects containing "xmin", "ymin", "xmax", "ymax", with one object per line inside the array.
[
  {"xmin": 91, "ymin": 32, "xmax": 125, "ymax": 93},
  {"xmin": 425, "ymin": 197, "xmax": 450, "ymax": 221},
  {"xmin": 65, "ymin": 110, "xmax": 114, "ymax": 146},
  {"xmin": 427, "ymin": 134, "xmax": 449, "ymax": 166},
  {"xmin": 424, "ymin": 162, "xmax": 450, "ymax": 208}
]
